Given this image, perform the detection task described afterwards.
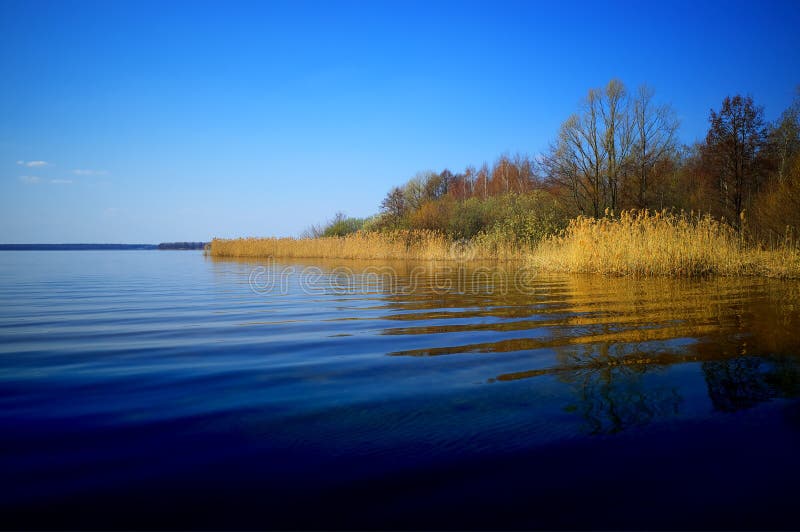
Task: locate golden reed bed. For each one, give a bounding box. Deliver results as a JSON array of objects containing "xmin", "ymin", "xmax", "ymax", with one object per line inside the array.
[
  {"xmin": 208, "ymin": 230, "xmax": 528, "ymax": 261},
  {"xmin": 209, "ymin": 211, "xmax": 800, "ymax": 278},
  {"xmin": 533, "ymin": 210, "xmax": 800, "ymax": 278}
]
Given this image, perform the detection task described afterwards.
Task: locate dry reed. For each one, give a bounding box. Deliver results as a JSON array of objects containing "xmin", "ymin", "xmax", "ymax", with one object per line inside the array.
[
  {"xmin": 209, "ymin": 211, "xmax": 800, "ymax": 278},
  {"xmin": 208, "ymin": 230, "xmax": 530, "ymax": 261},
  {"xmin": 532, "ymin": 210, "xmax": 800, "ymax": 278}
]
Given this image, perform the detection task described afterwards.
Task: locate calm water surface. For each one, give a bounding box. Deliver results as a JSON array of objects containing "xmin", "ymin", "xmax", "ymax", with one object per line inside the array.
[{"xmin": 2, "ymin": 251, "xmax": 800, "ymax": 529}]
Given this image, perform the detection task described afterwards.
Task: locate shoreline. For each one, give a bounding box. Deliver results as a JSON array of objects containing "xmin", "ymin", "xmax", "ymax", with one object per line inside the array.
[{"xmin": 208, "ymin": 212, "xmax": 800, "ymax": 280}]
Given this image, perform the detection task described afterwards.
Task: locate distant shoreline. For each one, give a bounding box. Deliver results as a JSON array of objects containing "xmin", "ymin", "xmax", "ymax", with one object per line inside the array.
[{"xmin": 0, "ymin": 243, "xmax": 207, "ymax": 251}]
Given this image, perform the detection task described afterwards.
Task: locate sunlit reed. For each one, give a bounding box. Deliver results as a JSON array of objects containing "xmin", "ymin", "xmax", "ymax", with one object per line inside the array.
[
  {"xmin": 210, "ymin": 211, "xmax": 800, "ymax": 278},
  {"xmin": 533, "ymin": 210, "xmax": 800, "ymax": 278},
  {"xmin": 208, "ymin": 230, "xmax": 530, "ymax": 261}
]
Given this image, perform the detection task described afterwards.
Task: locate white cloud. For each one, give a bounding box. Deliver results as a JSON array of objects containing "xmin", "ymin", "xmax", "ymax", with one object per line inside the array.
[
  {"xmin": 17, "ymin": 160, "xmax": 50, "ymax": 167},
  {"xmin": 72, "ymin": 169, "xmax": 108, "ymax": 176},
  {"xmin": 18, "ymin": 176, "xmax": 74, "ymax": 185}
]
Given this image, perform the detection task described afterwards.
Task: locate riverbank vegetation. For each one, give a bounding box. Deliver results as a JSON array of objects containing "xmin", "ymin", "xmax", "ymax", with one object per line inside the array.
[
  {"xmin": 210, "ymin": 80, "xmax": 800, "ymax": 278},
  {"xmin": 534, "ymin": 210, "xmax": 800, "ymax": 278},
  {"xmin": 208, "ymin": 230, "xmax": 528, "ymax": 261}
]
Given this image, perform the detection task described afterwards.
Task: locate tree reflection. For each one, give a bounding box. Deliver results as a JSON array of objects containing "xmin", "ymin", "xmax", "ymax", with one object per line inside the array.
[
  {"xmin": 702, "ymin": 355, "xmax": 800, "ymax": 412},
  {"xmin": 212, "ymin": 257, "xmax": 800, "ymax": 433},
  {"xmin": 548, "ymin": 341, "xmax": 681, "ymax": 434},
  {"xmin": 563, "ymin": 359, "xmax": 681, "ymax": 434}
]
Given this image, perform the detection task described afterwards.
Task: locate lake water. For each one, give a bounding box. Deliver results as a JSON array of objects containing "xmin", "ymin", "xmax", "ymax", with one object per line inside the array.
[{"xmin": 2, "ymin": 250, "xmax": 800, "ymax": 529}]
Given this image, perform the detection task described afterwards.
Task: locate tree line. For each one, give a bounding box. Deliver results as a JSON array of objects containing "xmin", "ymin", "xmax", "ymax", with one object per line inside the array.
[{"xmin": 321, "ymin": 80, "xmax": 800, "ymax": 245}]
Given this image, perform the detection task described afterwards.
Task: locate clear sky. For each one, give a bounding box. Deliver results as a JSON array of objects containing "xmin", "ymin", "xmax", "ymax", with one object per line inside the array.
[{"xmin": 1, "ymin": 0, "xmax": 798, "ymax": 243}]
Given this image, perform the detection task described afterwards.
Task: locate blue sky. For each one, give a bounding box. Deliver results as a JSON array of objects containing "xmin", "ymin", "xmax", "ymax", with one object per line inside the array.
[{"xmin": 1, "ymin": 0, "xmax": 799, "ymax": 243}]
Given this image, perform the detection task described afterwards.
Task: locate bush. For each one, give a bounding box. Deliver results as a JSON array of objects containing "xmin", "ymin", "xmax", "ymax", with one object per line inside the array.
[
  {"xmin": 409, "ymin": 198, "xmax": 454, "ymax": 233},
  {"xmin": 304, "ymin": 212, "xmax": 366, "ymax": 238},
  {"xmin": 323, "ymin": 213, "xmax": 365, "ymax": 237}
]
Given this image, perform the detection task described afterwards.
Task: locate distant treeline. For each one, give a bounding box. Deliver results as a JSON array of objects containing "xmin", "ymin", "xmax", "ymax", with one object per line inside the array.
[
  {"xmin": 0, "ymin": 244, "xmax": 158, "ymax": 250},
  {"xmin": 0, "ymin": 242, "xmax": 208, "ymax": 251},
  {"xmin": 157, "ymin": 242, "xmax": 207, "ymax": 250},
  {"xmin": 309, "ymin": 80, "xmax": 800, "ymax": 248}
]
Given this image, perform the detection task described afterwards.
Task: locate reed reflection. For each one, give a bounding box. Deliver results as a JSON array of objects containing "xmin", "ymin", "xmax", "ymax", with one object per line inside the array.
[
  {"xmin": 212, "ymin": 257, "xmax": 800, "ymax": 432},
  {"xmin": 500, "ymin": 276, "xmax": 800, "ymax": 431}
]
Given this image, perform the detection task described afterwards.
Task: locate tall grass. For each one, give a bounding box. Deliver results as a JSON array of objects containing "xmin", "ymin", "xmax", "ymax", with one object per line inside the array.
[
  {"xmin": 532, "ymin": 210, "xmax": 800, "ymax": 278},
  {"xmin": 210, "ymin": 210, "xmax": 800, "ymax": 278},
  {"xmin": 208, "ymin": 230, "xmax": 531, "ymax": 261}
]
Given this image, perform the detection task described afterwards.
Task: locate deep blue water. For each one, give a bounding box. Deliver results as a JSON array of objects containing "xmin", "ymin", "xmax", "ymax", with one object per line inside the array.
[{"xmin": 2, "ymin": 251, "xmax": 800, "ymax": 529}]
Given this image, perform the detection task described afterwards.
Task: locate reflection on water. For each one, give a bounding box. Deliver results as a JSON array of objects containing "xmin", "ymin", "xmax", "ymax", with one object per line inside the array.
[
  {"xmin": 215, "ymin": 256, "xmax": 800, "ymax": 434},
  {"xmin": 3, "ymin": 252, "xmax": 800, "ymax": 529},
  {"xmin": 703, "ymin": 356, "xmax": 800, "ymax": 412},
  {"xmin": 274, "ymin": 260, "xmax": 800, "ymax": 433}
]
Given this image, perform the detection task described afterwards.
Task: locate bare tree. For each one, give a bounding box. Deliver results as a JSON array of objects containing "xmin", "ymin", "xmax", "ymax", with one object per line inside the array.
[
  {"xmin": 544, "ymin": 80, "xmax": 683, "ymax": 215},
  {"xmin": 769, "ymin": 88, "xmax": 800, "ymax": 183},
  {"xmin": 380, "ymin": 187, "xmax": 406, "ymax": 220},
  {"xmin": 491, "ymin": 155, "xmax": 515, "ymax": 195},
  {"xmin": 477, "ymin": 163, "xmax": 489, "ymax": 199},
  {"xmin": 600, "ymin": 79, "xmax": 633, "ymax": 212},
  {"xmin": 512, "ymin": 153, "xmax": 535, "ymax": 192},
  {"xmin": 463, "ymin": 165, "xmax": 476, "ymax": 197},
  {"xmin": 702, "ymin": 95, "xmax": 770, "ymax": 227},
  {"xmin": 544, "ymin": 87, "xmax": 607, "ymax": 217},
  {"xmin": 630, "ymin": 84, "xmax": 679, "ymax": 208}
]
